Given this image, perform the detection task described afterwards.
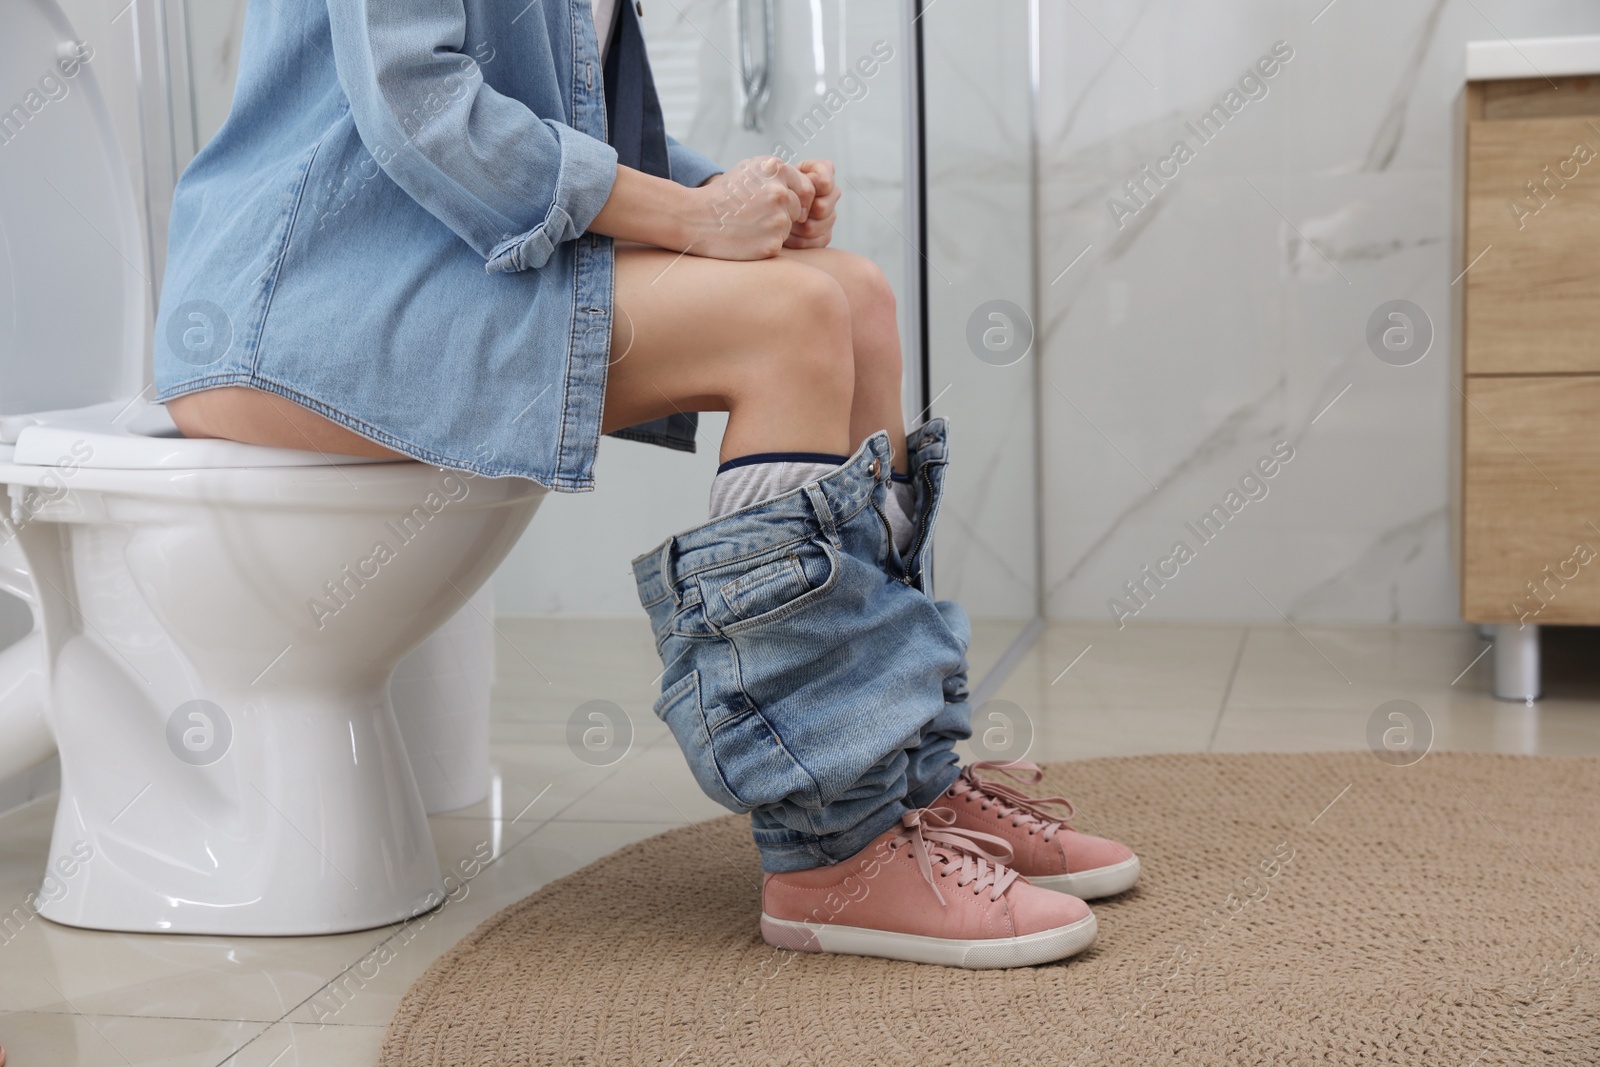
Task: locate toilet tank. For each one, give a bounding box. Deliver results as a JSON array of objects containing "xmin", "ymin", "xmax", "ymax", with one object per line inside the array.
[
  {"xmin": 0, "ymin": 0, "xmax": 151, "ymax": 802},
  {"xmin": 0, "ymin": 0, "xmax": 148, "ymax": 415}
]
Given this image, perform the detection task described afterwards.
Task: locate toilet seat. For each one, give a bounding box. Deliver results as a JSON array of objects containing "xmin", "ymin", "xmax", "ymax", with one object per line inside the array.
[
  {"xmin": 0, "ymin": 397, "xmax": 398, "ymax": 470},
  {"xmin": 0, "ymin": 398, "xmax": 468, "ymax": 512}
]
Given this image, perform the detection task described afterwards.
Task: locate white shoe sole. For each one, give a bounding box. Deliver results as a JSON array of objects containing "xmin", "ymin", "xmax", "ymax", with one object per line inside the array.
[
  {"xmin": 759, "ymin": 910, "xmax": 1097, "ymax": 969},
  {"xmin": 1027, "ymin": 855, "xmax": 1141, "ymax": 900}
]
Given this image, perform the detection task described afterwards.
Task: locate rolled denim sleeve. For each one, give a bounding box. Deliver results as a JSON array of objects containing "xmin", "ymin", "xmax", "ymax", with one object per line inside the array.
[
  {"xmin": 666, "ymin": 135, "xmax": 723, "ymax": 188},
  {"xmin": 325, "ymin": 0, "xmax": 618, "ymax": 273}
]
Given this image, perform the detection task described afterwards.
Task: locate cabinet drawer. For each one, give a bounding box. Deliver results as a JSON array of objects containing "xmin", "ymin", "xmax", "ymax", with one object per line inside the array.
[
  {"xmin": 1465, "ymin": 116, "xmax": 1600, "ymax": 374},
  {"xmin": 1461, "ymin": 375, "xmax": 1600, "ymax": 623}
]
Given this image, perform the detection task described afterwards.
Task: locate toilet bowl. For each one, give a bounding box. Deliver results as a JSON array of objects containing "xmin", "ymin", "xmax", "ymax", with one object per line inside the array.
[
  {"xmin": 2, "ymin": 0, "xmax": 552, "ymax": 934},
  {"xmin": 0, "ymin": 400, "xmax": 545, "ymax": 934}
]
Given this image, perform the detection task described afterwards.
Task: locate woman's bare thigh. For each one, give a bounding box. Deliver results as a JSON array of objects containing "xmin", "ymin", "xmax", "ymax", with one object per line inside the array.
[
  {"xmin": 603, "ymin": 244, "xmax": 854, "ymax": 459},
  {"xmin": 166, "ymin": 387, "xmax": 407, "ymax": 458}
]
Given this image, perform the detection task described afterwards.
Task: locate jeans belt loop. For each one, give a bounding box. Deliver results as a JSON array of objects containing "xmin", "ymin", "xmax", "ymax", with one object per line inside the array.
[
  {"xmin": 803, "ymin": 482, "xmax": 842, "ymax": 549},
  {"xmin": 657, "ymin": 536, "xmax": 681, "ymax": 607}
]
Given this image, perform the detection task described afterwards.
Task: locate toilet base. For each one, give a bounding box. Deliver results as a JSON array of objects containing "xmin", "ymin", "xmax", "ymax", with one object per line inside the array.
[{"xmin": 37, "ymin": 638, "xmax": 446, "ymax": 936}]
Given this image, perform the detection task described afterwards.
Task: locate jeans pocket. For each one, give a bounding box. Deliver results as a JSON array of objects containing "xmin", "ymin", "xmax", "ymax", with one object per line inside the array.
[
  {"xmin": 655, "ymin": 661, "xmax": 824, "ymax": 813},
  {"xmin": 652, "ymin": 669, "xmax": 747, "ymax": 813},
  {"xmin": 712, "ymin": 539, "xmax": 839, "ymax": 634}
]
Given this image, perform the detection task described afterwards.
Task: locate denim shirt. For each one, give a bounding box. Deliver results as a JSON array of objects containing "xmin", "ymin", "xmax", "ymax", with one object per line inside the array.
[{"xmin": 153, "ymin": 0, "xmax": 721, "ymax": 489}]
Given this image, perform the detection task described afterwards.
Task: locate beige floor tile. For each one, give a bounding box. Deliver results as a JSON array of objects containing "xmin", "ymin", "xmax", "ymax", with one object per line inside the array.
[
  {"xmin": 965, "ymin": 704, "xmax": 1219, "ymax": 763},
  {"xmin": 0, "ymin": 905, "xmax": 386, "ymax": 1022},
  {"xmin": 554, "ymin": 732, "xmax": 729, "ymax": 824},
  {"xmin": 0, "ymin": 799, "xmax": 54, "ymax": 899},
  {"xmin": 1223, "ymin": 624, "xmax": 1600, "ymax": 711},
  {"xmin": 1222, "ymin": 624, "xmax": 1472, "ymax": 708},
  {"xmin": 1211, "ymin": 697, "xmax": 1600, "ymax": 757},
  {"xmin": 1210, "ymin": 705, "xmax": 1388, "ymax": 754},
  {"xmin": 487, "ymin": 717, "xmax": 671, "ymax": 759},
  {"xmin": 492, "ymin": 695, "xmax": 673, "ymax": 744},
  {"xmin": 0, "ymin": 1011, "xmax": 267, "ymax": 1067},
  {"xmin": 965, "ymin": 618, "xmax": 1034, "ymax": 684},
  {"xmin": 220, "ymin": 1021, "xmax": 388, "ymax": 1067},
  {"xmin": 1216, "ymin": 625, "xmax": 1600, "ymax": 755},
  {"xmin": 491, "ymin": 616, "xmax": 664, "ymax": 705},
  {"xmin": 428, "ymin": 738, "xmax": 627, "ymax": 825},
  {"xmin": 997, "ymin": 622, "xmax": 1247, "ymax": 715},
  {"xmin": 1428, "ymin": 697, "xmax": 1600, "ymax": 755},
  {"xmin": 283, "ymin": 820, "xmax": 675, "ymax": 1029},
  {"xmin": 486, "ymin": 719, "xmax": 568, "ymax": 746}
]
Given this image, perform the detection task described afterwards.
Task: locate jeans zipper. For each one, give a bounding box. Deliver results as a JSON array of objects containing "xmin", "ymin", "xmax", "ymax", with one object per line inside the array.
[
  {"xmin": 898, "ymin": 464, "xmax": 939, "ymax": 587},
  {"xmin": 870, "ymin": 496, "xmax": 898, "ymax": 571},
  {"xmin": 871, "ymin": 462, "xmax": 942, "ymax": 589}
]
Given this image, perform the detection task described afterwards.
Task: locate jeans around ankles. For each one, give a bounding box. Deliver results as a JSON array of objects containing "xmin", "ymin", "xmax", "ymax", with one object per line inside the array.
[{"xmin": 632, "ymin": 420, "xmax": 974, "ymax": 872}]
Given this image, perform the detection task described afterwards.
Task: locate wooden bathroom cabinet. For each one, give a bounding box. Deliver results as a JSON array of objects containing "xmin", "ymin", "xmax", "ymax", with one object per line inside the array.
[{"xmin": 1457, "ymin": 72, "xmax": 1600, "ymax": 699}]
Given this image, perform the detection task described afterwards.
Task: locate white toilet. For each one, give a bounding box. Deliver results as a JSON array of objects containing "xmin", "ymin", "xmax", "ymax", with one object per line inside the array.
[
  {"xmin": 0, "ymin": 407, "xmax": 544, "ymax": 936},
  {"xmin": 0, "ymin": 1, "xmax": 547, "ymax": 934}
]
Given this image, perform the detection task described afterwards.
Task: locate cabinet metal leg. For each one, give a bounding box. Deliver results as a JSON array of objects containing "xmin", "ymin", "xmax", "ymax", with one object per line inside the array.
[{"xmin": 1492, "ymin": 624, "xmax": 1541, "ymax": 703}]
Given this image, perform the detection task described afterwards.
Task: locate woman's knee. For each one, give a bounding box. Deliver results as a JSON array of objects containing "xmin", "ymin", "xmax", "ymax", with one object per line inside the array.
[
  {"xmin": 801, "ymin": 250, "xmax": 901, "ymax": 383},
  {"xmin": 839, "ymin": 250, "xmax": 899, "ymax": 322},
  {"xmin": 750, "ymin": 263, "xmax": 855, "ymax": 398}
]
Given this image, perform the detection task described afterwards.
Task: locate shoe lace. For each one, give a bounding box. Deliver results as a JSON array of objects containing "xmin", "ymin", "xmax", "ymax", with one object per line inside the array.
[
  {"xmin": 957, "ymin": 760, "xmax": 1076, "ymax": 843},
  {"xmin": 888, "ymin": 807, "xmax": 1020, "ymax": 906}
]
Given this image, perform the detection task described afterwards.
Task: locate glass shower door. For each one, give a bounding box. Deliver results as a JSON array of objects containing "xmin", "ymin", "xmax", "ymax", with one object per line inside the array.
[{"xmin": 919, "ymin": 0, "xmax": 1043, "ymax": 694}]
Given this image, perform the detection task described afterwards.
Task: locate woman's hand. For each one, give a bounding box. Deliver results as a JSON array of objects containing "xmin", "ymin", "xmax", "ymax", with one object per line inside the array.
[
  {"xmin": 588, "ymin": 157, "xmax": 821, "ymax": 261},
  {"xmin": 785, "ymin": 160, "xmax": 839, "ymax": 249},
  {"xmin": 687, "ymin": 156, "xmax": 815, "ymax": 260}
]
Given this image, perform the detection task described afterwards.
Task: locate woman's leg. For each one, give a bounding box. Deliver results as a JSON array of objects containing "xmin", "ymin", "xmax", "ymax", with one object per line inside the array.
[
  {"xmin": 624, "ymin": 322, "xmax": 1098, "ymax": 965},
  {"xmin": 775, "ymin": 247, "xmax": 909, "ymax": 473},
  {"xmin": 601, "ymin": 246, "xmax": 857, "ymax": 461},
  {"xmin": 607, "ymin": 244, "xmax": 931, "ymax": 561}
]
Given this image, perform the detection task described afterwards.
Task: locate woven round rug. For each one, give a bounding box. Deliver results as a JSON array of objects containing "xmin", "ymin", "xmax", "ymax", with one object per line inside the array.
[{"xmin": 378, "ymin": 752, "xmax": 1600, "ymax": 1066}]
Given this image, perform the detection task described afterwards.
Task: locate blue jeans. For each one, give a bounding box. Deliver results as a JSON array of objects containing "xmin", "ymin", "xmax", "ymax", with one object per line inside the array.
[{"xmin": 633, "ymin": 421, "xmax": 973, "ymax": 872}]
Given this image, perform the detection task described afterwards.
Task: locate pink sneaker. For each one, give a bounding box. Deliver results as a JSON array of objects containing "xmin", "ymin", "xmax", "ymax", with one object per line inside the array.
[
  {"xmin": 760, "ymin": 808, "xmax": 1097, "ymax": 968},
  {"xmin": 942, "ymin": 761, "xmax": 1141, "ymax": 900}
]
